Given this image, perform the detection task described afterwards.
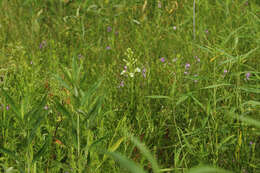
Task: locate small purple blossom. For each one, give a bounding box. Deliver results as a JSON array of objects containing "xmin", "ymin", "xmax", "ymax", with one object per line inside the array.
[
  {"xmin": 30, "ymin": 61, "xmax": 33, "ymax": 65},
  {"xmin": 142, "ymin": 68, "xmax": 146, "ymax": 78},
  {"xmin": 184, "ymin": 71, "xmax": 188, "ymax": 75},
  {"xmin": 195, "ymin": 56, "xmax": 200, "ymax": 62},
  {"xmin": 106, "ymin": 46, "xmax": 111, "ymax": 50},
  {"xmin": 173, "ymin": 26, "xmax": 177, "ymax": 30},
  {"xmin": 6, "ymin": 105, "xmax": 9, "ymax": 110},
  {"xmin": 78, "ymin": 54, "xmax": 83, "ymax": 59},
  {"xmin": 44, "ymin": 106, "xmax": 48, "ymax": 110},
  {"xmin": 205, "ymin": 30, "xmax": 209, "ymax": 34},
  {"xmin": 119, "ymin": 81, "xmax": 124, "ymax": 87},
  {"xmin": 160, "ymin": 57, "xmax": 165, "ymax": 63},
  {"xmin": 124, "ymin": 66, "xmax": 127, "ymax": 70},
  {"xmin": 39, "ymin": 40, "xmax": 46, "ymax": 49},
  {"xmin": 185, "ymin": 63, "xmax": 190, "ymax": 69},
  {"xmin": 245, "ymin": 72, "xmax": 251, "ymax": 80},
  {"xmin": 249, "ymin": 141, "xmax": 253, "ymax": 145},
  {"xmin": 107, "ymin": 26, "xmax": 112, "ymax": 32},
  {"xmin": 115, "ymin": 31, "xmax": 119, "ymax": 35},
  {"xmin": 224, "ymin": 69, "xmax": 228, "ymax": 74}
]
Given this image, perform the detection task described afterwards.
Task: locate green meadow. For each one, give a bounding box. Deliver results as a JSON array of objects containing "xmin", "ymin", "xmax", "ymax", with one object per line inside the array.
[{"xmin": 0, "ymin": 0, "xmax": 259, "ymax": 172}]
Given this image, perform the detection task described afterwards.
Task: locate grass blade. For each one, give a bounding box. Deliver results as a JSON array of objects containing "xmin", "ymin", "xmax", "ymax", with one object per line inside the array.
[
  {"xmin": 188, "ymin": 166, "xmax": 232, "ymax": 173},
  {"xmin": 107, "ymin": 152, "xmax": 147, "ymax": 173},
  {"xmin": 145, "ymin": 95, "xmax": 172, "ymax": 100},
  {"xmin": 130, "ymin": 136, "xmax": 160, "ymax": 173}
]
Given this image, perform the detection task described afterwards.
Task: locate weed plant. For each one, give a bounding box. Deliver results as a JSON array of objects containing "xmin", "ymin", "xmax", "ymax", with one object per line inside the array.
[{"xmin": 0, "ymin": 0, "xmax": 259, "ymax": 173}]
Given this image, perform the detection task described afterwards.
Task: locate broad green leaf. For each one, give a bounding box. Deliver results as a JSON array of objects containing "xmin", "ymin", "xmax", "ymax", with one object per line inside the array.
[
  {"xmin": 108, "ymin": 152, "xmax": 147, "ymax": 173},
  {"xmin": 81, "ymin": 78, "xmax": 103, "ymax": 107}
]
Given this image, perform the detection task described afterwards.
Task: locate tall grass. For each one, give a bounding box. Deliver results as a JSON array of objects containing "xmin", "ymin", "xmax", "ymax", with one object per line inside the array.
[{"xmin": 0, "ymin": 0, "xmax": 259, "ymax": 172}]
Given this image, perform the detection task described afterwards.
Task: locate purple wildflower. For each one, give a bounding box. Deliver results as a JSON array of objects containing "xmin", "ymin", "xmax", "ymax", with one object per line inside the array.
[
  {"xmin": 78, "ymin": 54, "xmax": 83, "ymax": 59},
  {"xmin": 245, "ymin": 72, "xmax": 251, "ymax": 80},
  {"xmin": 224, "ymin": 69, "xmax": 228, "ymax": 74},
  {"xmin": 195, "ymin": 56, "xmax": 200, "ymax": 62},
  {"xmin": 107, "ymin": 26, "xmax": 112, "ymax": 32},
  {"xmin": 124, "ymin": 66, "xmax": 127, "ymax": 70},
  {"xmin": 185, "ymin": 63, "xmax": 190, "ymax": 69},
  {"xmin": 249, "ymin": 141, "xmax": 253, "ymax": 145},
  {"xmin": 205, "ymin": 30, "xmax": 209, "ymax": 34},
  {"xmin": 39, "ymin": 40, "xmax": 46, "ymax": 49},
  {"xmin": 106, "ymin": 46, "xmax": 111, "ymax": 50},
  {"xmin": 6, "ymin": 105, "xmax": 9, "ymax": 111},
  {"xmin": 173, "ymin": 26, "xmax": 177, "ymax": 30},
  {"xmin": 184, "ymin": 71, "xmax": 188, "ymax": 75},
  {"xmin": 30, "ymin": 61, "xmax": 33, "ymax": 65},
  {"xmin": 142, "ymin": 68, "xmax": 146, "ymax": 78},
  {"xmin": 119, "ymin": 81, "xmax": 124, "ymax": 87},
  {"xmin": 160, "ymin": 57, "xmax": 165, "ymax": 62}
]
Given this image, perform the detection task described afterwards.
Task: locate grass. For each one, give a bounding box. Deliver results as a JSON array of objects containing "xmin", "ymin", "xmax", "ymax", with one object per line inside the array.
[{"xmin": 0, "ymin": 0, "xmax": 259, "ymax": 172}]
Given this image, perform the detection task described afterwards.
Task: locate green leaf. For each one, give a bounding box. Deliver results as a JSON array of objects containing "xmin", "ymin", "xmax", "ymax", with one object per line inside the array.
[
  {"xmin": 1, "ymin": 88, "xmax": 21, "ymax": 120},
  {"xmin": 25, "ymin": 95, "xmax": 47, "ymax": 124},
  {"xmin": 27, "ymin": 113, "xmax": 45, "ymax": 146},
  {"xmin": 52, "ymin": 73, "xmax": 72, "ymax": 92},
  {"xmin": 190, "ymin": 95, "xmax": 205, "ymax": 112},
  {"xmin": 55, "ymin": 99, "xmax": 71, "ymax": 118},
  {"xmin": 230, "ymin": 114, "xmax": 260, "ymax": 128},
  {"xmin": 72, "ymin": 56, "xmax": 78, "ymax": 83},
  {"xmin": 238, "ymin": 86, "xmax": 260, "ymax": 93},
  {"xmin": 188, "ymin": 166, "xmax": 232, "ymax": 173},
  {"xmin": 201, "ymin": 84, "xmax": 232, "ymax": 89},
  {"xmin": 32, "ymin": 135, "xmax": 52, "ymax": 164},
  {"xmin": 145, "ymin": 95, "xmax": 172, "ymax": 100},
  {"xmin": 176, "ymin": 95, "xmax": 189, "ymax": 106},
  {"xmin": 0, "ymin": 147, "xmax": 17, "ymax": 160},
  {"xmin": 108, "ymin": 137, "xmax": 125, "ymax": 152},
  {"xmin": 242, "ymin": 100, "xmax": 260, "ymax": 106},
  {"xmin": 81, "ymin": 78, "xmax": 103, "ymax": 107},
  {"xmin": 107, "ymin": 152, "xmax": 147, "ymax": 173},
  {"xmin": 217, "ymin": 135, "xmax": 235, "ymax": 150},
  {"xmin": 130, "ymin": 136, "xmax": 160, "ymax": 173}
]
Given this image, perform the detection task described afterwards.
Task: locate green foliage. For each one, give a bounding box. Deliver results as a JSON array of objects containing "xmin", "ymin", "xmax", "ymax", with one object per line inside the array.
[{"xmin": 0, "ymin": 0, "xmax": 259, "ymax": 172}]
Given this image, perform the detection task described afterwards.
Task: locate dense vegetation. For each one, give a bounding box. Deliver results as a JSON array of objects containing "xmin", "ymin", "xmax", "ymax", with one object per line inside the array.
[{"xmin": 0, "ymin": 0, "xmax": 259, "ymax": 172}]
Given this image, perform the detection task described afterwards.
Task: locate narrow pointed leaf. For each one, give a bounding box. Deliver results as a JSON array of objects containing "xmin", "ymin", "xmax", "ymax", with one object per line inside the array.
[
  {"xmin": 130, "ymin": 136, "xmax": 160, "ymax": 173},
  {"xmin": 108, "ymin": 152, "xmax": 147, "ymax": 173}
]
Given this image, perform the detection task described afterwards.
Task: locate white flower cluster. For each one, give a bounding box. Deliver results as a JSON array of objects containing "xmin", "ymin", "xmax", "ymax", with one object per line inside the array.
[{"xmin": 120, "ymin": 48, "xmax": 141, "ymax": 78}]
